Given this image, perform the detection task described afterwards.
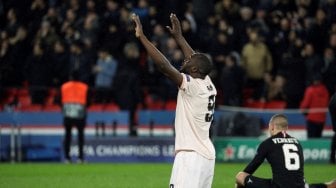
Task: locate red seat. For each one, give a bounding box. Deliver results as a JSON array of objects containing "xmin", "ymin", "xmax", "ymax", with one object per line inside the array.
[
  {"xmin": 147, "ymin": 100, "xmax": 164, "ymax": 110},
  {"xmin": 145, "ymin": 94, "xmax": 164, "ymax": 110},
  {"xmin": 2, "ymin": 88, "xmax": 17, "ymax": 104},
  {"xmin": 18, "ymin": 104, "xmax": 42, "ymax": 111},
  {"xmin": 264, "ymin": 100, "xmax": 287, "ymax": 109},
  {"xmin": 88, "ymin": 104, "xmax": 104, "ymax": 111},
  {"xmin": 244, "ymin": 100, "xmax": 265, "ymax": 109},
  {"xmin": 165, "ymin": 100, "xmax": 177, "ymax": 110},
  {"xmin": 44, "ymin": 88, "xmax": 59, "ymax": 105},
  {"xmin": 17, "ymin": 95, "xmax": 32, "ymax": 107},
  {"xmin": 243, "ymin": 88, "xmax": 254, "ymax": 101},
  {"xmin": 17, "ymin": 88, "xmax": 30, "ymax": 97},
  {"xmin": 43, "ymin": 104, "xmax": 61, "ymax": 112},
  {"xmin": 104, "ymin": 103, "xmax": 120, "ymax": 112},
  {"xmin": 16, "ymin": 88, "xmax": 31, "ymax": 107}
]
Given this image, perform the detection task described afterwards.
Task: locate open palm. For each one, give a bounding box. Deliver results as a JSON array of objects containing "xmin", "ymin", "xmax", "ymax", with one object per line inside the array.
[
  {"xmin": 166, "ymin": 13, "xmax": 182, "ymax": 37},
  {"xmin": 132, "ymin": 13, "xmax": 143, "ymax": 38}
]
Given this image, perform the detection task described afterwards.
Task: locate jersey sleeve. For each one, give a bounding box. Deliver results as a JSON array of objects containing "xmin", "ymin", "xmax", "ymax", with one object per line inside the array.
[
  {"xmin": 243, "ymin": 140, "xmax": 269, "ymax": 174},
  {"xmin": 179, "ymin": 73, "xmax": 197, "ymax": 96}
]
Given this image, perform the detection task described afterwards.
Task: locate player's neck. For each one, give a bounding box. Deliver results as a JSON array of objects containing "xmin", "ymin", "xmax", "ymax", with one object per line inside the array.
[
  {"xmin": 190, "ymin": 72, "xmax": 206, "ymax": 79},
  {"xmin": 272, "ymin": 130, "xmax": 287, "ymax": 137}
]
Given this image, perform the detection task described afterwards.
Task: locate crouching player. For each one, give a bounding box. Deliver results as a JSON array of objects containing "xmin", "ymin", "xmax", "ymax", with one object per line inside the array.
[{"xmin": 235, "ymin": 114, "xmax": 336, "ymax": 188}]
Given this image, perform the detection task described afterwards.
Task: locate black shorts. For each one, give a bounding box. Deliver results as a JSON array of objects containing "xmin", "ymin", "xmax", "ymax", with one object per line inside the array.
[{"xmin": 244, "ymin": 175, "xmax": 276, "ymax": 188}]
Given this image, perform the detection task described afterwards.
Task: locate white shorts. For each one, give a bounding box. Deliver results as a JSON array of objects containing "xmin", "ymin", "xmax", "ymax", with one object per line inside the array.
[{"xmin": 169, "ymin": 151, "xmax": 215, "ymax": 188}]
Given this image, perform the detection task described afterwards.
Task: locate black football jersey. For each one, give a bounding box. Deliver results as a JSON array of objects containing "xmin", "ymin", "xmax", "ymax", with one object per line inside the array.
[{"xmin": 244, "ymin": 132, "xmax": 306, "ymax": 188}]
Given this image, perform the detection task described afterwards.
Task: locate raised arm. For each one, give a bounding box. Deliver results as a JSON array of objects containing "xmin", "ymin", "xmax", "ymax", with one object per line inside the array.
[
  {"xmin": 132, "ymin": 14, "xmax": 182, "ymax": 86},
  {"xmin": 166, "ymin": 13, "xmax": 195, "ymax": 58}
]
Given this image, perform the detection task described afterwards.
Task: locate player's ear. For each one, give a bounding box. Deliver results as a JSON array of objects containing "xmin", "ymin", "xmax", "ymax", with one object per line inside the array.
[
  {"xmin": 190, "ymin": 66, "xmax": 198, "ymax": 73},
  {"xmin": 269, "ymin": 123, "xmax": 274, "ymax": 131}
]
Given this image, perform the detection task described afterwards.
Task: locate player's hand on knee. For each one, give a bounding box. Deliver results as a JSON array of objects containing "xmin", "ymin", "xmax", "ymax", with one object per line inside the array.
[{"xmin": 236, "ymin": 171, "xmax": 249, "ymax": 187}]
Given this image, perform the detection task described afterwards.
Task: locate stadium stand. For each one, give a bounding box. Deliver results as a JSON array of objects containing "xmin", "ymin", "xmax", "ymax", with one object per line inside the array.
[{"xmin": 1, "ymin": 0, "xmax": 335, "ymax": 111}]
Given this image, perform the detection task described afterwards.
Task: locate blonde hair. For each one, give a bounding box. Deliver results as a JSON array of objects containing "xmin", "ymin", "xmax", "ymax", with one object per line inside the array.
[{"xmin": 269, "ymin": 114, "xmax": 288, "ymax": 130}]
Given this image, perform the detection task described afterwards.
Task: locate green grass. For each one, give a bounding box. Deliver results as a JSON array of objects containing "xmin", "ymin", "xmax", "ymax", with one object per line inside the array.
[{"xmin": 0, "ymin": 163, "xmax": 334, "ymax": 188}]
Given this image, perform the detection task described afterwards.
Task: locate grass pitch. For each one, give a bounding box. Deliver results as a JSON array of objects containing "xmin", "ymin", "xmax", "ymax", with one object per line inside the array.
[{"xmin": 0, "ymin": 163, "xmax": 334, "ymax": 188}]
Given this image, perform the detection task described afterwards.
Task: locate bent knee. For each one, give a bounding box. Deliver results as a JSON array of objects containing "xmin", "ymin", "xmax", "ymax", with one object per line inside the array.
[{"xmin": 236, "ymin": 172, "xmax": 249, "ymax": 186}]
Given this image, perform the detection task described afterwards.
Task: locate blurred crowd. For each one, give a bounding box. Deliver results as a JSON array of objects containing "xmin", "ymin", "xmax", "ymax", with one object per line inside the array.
[{"xmin": 1, "ymin": 0, "xmax": 336, "ymax": 109}]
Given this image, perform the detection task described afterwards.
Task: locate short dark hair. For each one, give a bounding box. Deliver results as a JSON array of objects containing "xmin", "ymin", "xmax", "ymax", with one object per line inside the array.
[{"xmin": 193, "ymin": 53, "xmax": 213, "ymax": 76}]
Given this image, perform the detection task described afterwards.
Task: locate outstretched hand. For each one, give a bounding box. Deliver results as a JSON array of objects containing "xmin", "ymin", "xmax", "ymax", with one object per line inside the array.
[
  {"xmin": 166, "ymin": 13, "xmax": 182, "ymax": 38},
  {"xmin": 132, "ymin": 13, "xmax": 144, "ymax": 38}
]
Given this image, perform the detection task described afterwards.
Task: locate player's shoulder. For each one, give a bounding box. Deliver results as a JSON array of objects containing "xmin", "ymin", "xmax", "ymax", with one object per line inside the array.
[
  {"xmin": 261, "ymin": 136, "xmax": 274, "ymax": 146},
  {"xmin": 181, "ymin": 73, "xmax": 192, "ymax": 82}
]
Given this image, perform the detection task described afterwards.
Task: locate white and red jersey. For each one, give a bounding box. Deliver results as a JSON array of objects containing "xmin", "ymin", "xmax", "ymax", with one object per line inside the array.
[{"xmin": 174, "ymin": 73, "xmax": 217, "ymax": 159}]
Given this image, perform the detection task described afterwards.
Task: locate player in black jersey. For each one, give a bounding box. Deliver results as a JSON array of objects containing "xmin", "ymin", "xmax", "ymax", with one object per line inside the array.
[{"xmin": 235, "ymin": 114, "xmax": 336, "ymax": 188}]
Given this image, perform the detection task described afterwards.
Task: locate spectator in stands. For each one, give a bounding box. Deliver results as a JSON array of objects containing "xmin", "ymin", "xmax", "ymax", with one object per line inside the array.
[
  {"xmin": 28, "ymin": 0, "xmax": 48, "ymax": 35},
  {"xmin": 209, "ymin": 32, "xmax": 232, "ymax": 77},
  {"xmin": 82, "ymin": 38, "xmax": 97, "ymax": 85},
  {"xmin": 62, "ymin": 24, "xmax": 80, "ymax": 46},
  {"xmin": 79, "ymin": 10, "xmax": 100, "ymax": 47},
  {"xmin": 160, "ymin": 38, "xmax": 184, "ymax": 101},
  {"xmin": 114, "ymin": 42, "xmax": 142, "ymax": 137},
  {"xmin": 197, "ymin": 14, "xmax": 217, "ymax": 51},
  {"xmin": 191, "ymin": 0, "xmax": 213, "ymax": 29},
  {"xmin": 102, "ymin": 0, "xmax": 120, "ymax": 26},
  {"xmin": 1, "ymin": 26, "xmax": 29, "ymax": 86},
  {"xmin": 68, "ymin": 40, "xmax": 92, "ymax": 84},
  {"xmin": 220, "ymin": 52, "xmax": 245, "ymax": 106},
  {"xmin": 2, "ymin": 7, "xmax": 30, "ymax": 86},
  {"xmin": 321, "ymin": 47, "xmax": 336, "ymax": 95},
  {"xmin": 184, "ymin": 2, "xmax": 197, "ymax": 34},
  {"xmin": 214, "ymin": 0, "xmax": 240, "ymax": 23},
  {"xmin": 5, "ymin": 8, "xmax": 20, "ymax": 38},
  {"xmin": 60, "ymin": 8, "xmax": 81, "ymax": 36},
  {"xmin": 2, "ymin": 0, "xmax": 336, "ymax": 110},
  {"xmin": 180, "ymin": 18, "xmax": 199, "ymax": 50},
  {"xmin": 24, "ymin": 41, "xmax": 51, "ymax": 104},
  {"xmin": 309, "ymin": 8, "xmax": 329, "ymax": 55},
  {"xmin": 151, "ymin": 24, "xmax": 169, "ymax": 54},
  {"xmin": 263, "ymin": 74, "xmax": 286, "ymax": 102},
  {"xmin": 85, "ymin": 0, "xmax": 97, "ymax": 14},
  {"xmin": 329, "ymin": 92, "xmax": 336, "ymax": 164},
  {"xmin": 132, "ymin": 0, "xmax": 150, "ymax": 19},
  {"xmin": 66, "ymin": 0, "xmax": 84, "ymax": 17},
  {"xmin": 93, "ymin": 48, "xmax": 118, "ymax": 103},
  {"xmin": 35, "ymin": 20, "xmax": 59, "ymax": 51},
  {"xmin": 278, "ymin": 34, "xmax": 306, "ymax": 108},
  {"xmin": 99, "ymin": 23, "xmax": 123, "ymax": 59},
  {"xmin": 300, "ymin": 74, "xmax": 330, "ymax": 138},
  {"xmin": 269, "ymin": 16, "xmax": 291, "ymax": 74},
  {"xmin": 0, "ymin": 34, "xmax": 13, "ymax": 87},
  {"xmin": 234, "ymin": 6, "xmax": 253, "ymax": 51},
  {"xmin": 50, "ymin": 39, "xmax": 69, "ymax": 87},
  {"xmin": 42, "ymin": 7, "xmax": 62, "ymax": 33},
  {"xmin": 328, "ymin": 32, "xmax": 336, "ymax": 54},
  {"xmin": 302, "ymin": 43, "xmax": 324, "ymax": 87},
  {"xmin": 320, "ymin": 0, "xmax": 336, "ymax": 24},
  {"xmin": 61, "ymin": 71, "xmax": 88, "ymax": 163},
  {"xmin": 241, "ymin": 29, "xmax": 273, "ymax": 100}
]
